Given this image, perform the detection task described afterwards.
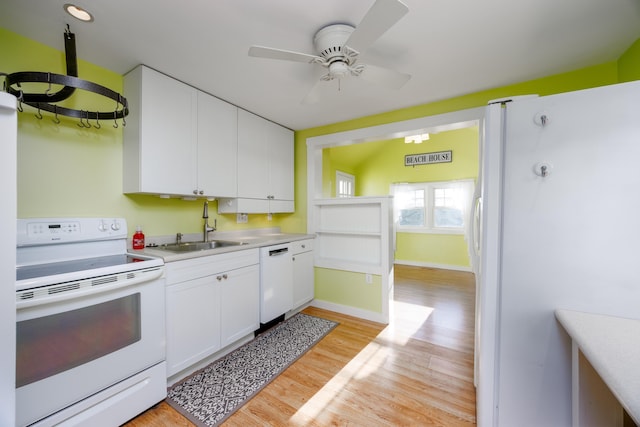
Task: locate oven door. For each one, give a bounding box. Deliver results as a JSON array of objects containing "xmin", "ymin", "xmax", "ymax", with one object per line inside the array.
[{"xmin": 15, "ymin": 267, "xmax": 165, "ymax": 427}]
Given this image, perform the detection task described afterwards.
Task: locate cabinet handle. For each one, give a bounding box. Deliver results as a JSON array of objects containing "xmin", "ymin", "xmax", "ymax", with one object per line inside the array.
[
  {"xmin": 193, "ymin": 190, "xmax": 198, "ymax": 195},
  {"xmin": 199, "ymin": 190, "xmax": 204, "ymax": 195},
  {"xmin": 292, "ymin": 257, "xmax": 296, "ymax": 261},
  {"xmin": 216, "ymin": 275, "xmax": 223, "ymax": 281},
  {"xmin": 301, "ymin": 244, "xmax": 306, "ymax": 249},
  {"xmin": 222, "ymin": 274, "xmax": 228, "ymax": 280}
]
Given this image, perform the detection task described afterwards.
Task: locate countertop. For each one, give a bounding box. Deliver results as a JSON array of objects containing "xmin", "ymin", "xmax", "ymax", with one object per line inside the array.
[
  {"xmin": 137, "ymin": 228, "xmax": 315, "ymax": 262},
  {"xmin": 555, "ymin": 309, "xmax": 640, "ymax": 424}
]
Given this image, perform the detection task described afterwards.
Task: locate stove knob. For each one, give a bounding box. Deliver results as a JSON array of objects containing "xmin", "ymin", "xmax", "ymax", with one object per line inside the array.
[
  {"xmin": 111, "ymin": 221, "xmax": 121, "ymax": 231},
  {"xmin": 98, "ymin": 220, "xmax": 108, "ymax": 232}
]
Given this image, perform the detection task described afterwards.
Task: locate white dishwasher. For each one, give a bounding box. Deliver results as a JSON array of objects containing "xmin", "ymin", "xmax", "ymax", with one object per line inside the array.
[{"xmin": 260, "ymin": 243, "xmax": 293, "ymax": 324}]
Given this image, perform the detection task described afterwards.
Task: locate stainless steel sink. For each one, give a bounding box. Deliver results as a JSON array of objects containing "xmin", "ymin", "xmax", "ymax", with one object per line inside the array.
[{"xmin": 158, "ymin": 240, "xmax": 247, "ymax": 252}]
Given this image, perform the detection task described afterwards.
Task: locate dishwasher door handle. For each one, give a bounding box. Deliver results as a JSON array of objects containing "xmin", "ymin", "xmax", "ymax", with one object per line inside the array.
[{"xmin": 268, "ymin": 247, "xmax": 289, "ymax": 256}]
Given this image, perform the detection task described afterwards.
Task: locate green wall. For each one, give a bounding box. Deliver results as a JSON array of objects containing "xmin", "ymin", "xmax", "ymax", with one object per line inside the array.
[
  {"xmin": 314, "ymin": 268, "xmax": 382, "ymax": 313},
  {"xmin": 618, "ymin": 38, "xmax": 640, "ymax": 83}
]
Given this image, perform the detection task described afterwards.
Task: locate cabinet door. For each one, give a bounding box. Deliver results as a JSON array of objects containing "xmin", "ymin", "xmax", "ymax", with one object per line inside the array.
[
  {"xmin": 124, "ymin": 65, "xmax": 197, "ymax": 196},
  {"xmin": 292, "ymin": 249, "xmax": 314, "ymax": 308},
  {"xmin": 237, "ymin": 109, "xmax": 269, "ymax": 199},
  {"xmin": 197, "ymin": 92, "xmax": 237, "ymax": 198},
  {"xmin": 220, "ymin": 264, "xmax": 260, "ymax": 347},
  {"xmin": 267, "ymin": 121, "xmax": 294, "ymax": 202},
  {"xmin": 166, "ymin": 275, "xmax": 220, "ymax": 376}
]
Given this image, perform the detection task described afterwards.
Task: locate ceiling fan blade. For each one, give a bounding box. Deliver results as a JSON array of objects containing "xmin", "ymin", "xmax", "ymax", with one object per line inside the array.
[
  {"xmin": 248, "ymin": 46, "xmax": 323, "ymax": 64},
  {"xmin": 358, "ymin": 63, "xmax": 411, "ymax": 90},
  {"xmin": 345, "ymin": 0, "xmax": 409, "ymax": 53}
]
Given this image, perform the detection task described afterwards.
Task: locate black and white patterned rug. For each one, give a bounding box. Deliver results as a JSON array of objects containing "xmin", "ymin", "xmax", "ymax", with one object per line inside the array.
[{"xmin": 166, "ymin": 313, "xmax": 338, "ymax": 426}]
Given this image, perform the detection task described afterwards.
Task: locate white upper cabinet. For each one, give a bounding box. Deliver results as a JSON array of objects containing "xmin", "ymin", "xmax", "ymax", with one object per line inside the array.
[
  {"xmin": 123, "ymin": 65, "xmax": 237, "ymax": 198},
  {"xmin": 219, "ymin": 109, "xmax": 294, "ymax": 213},
  {"xmin": 196, "ymin": 92, "xmax": 237, "ymax": 198},
  {"xmin": 236, "ymin": 109, "xmax": 269, "ymax": 200}
]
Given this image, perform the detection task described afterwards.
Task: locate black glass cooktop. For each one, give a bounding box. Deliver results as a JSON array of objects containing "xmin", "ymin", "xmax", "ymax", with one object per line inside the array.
[{"xmin": 16, "ymin": 254, "xmax": 151, "ymax": 281}]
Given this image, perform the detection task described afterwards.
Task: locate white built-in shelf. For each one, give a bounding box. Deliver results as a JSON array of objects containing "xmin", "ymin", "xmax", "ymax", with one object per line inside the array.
[{"xmin": 312, "ymin": 197, "xmax": 392, "ymax": 275}]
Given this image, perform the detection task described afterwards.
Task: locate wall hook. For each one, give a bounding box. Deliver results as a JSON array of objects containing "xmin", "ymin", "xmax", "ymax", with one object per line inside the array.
[
  {"xmin": 534, "ymin": 112, "xmax": 549, "ymax": 127},
  {"xmin": 534, "ymin": 162, "xmax": 553, "ymax": 177}
]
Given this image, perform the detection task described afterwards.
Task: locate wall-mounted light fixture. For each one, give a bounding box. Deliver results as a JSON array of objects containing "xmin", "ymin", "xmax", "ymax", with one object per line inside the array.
[
  {"xmin": 404, "ymin": 133, "xmax": 430, "ymax": 144},
  {"xmin": 64, "ymin": 4, "xmax": 94, "ymax": 22}
]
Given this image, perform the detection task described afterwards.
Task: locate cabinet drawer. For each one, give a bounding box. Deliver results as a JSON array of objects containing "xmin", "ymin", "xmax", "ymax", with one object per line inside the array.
[
  {"xmin": 291, "ymin": 239, "xmax": 314, "ymax": 255},
  {"xmin": 166, "ymin": 248, "xmax": 259, "ymax": 285}
]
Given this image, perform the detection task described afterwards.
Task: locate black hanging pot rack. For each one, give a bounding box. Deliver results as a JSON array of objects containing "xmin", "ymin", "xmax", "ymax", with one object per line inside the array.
[{"xmin": 3, "ymin": 25, "xmax": 128, "ymax": 125}]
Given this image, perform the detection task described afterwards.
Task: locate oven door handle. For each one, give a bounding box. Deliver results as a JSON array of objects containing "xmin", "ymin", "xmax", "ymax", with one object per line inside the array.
[{"xmin": 16, "ymin": 267, "xmax": 164, "ymax": 310}]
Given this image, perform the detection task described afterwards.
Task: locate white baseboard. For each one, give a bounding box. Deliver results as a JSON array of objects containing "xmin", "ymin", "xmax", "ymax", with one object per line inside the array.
[
  {"xmin": 394, "ymin": 259, "xmax": 472, "ymax": 272},
  {"xmin": 310, "ymin": 299, "xmax": 388, "ymax": 324}
]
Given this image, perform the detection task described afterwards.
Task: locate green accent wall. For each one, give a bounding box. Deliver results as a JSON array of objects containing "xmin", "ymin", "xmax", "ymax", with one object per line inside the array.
[
  {"xmin": 314, "ymin": 268, "xmax": 382, "ymax": 313},
  {"xmin": 618, "ymin": 38, "xmax": 640, "ymax": 82}
]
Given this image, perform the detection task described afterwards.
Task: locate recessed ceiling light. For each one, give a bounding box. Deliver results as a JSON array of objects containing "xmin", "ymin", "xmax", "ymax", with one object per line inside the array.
[{"xmin": 64, "ymin": 4, "xmax": 94, "ymax": 22}]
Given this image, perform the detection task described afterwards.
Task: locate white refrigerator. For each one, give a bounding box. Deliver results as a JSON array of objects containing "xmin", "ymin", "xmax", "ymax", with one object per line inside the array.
[{"xmin": 476, "ymin": 80, "xmax": 640, "ymax": 427}]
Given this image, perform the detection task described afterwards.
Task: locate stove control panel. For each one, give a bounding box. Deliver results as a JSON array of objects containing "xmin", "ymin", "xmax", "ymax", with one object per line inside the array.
[{"xmin": 17, "ymin": 218, "xmax": 128, "ymax": 246}]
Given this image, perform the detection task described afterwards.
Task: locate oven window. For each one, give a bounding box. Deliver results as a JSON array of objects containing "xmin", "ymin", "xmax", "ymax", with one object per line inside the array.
[{"xmin": 16, "ymin": 293, "xmax": 142, "ymax": 388}]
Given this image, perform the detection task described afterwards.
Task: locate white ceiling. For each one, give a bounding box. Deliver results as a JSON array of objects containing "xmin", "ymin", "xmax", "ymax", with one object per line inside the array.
[{"xmin": 1, "ymin": 0, "xmax": 639, "ymax": 130}]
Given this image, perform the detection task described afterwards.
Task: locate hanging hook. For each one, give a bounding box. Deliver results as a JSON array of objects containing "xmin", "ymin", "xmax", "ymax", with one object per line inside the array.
[
  {"xmin": 121, "ymin": 114, "xmax": 126, "ymax": 127},
  {"xmin": 35, "ymin": 103, "xmax": 43, "ymax": 120},
  {"xmin": 113, "ymin": 111, "xmax": 119, "ymax": 128},
  {"xmin": 77, "ymin": 110, "xmax": 91, "ymax": 128},
  {"xmin": 17, "ymin": 90, "xmax": 24, "ymax": 112},
  {"xmin": 94, "ymin": 112, "xmax": 101, "ymax": 129},
  {"xmin": 52, "ymin": 105, "xmax": 61, "ymax": 124},
  {"xmin": 45, "ymin": 72, "xmax": 53, "ymax": 97}
]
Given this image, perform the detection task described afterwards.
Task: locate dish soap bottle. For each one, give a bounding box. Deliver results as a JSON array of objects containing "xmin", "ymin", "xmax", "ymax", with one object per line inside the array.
[{"xmin": 132, "ymin": 226, "xmax": 145, "ymax": 250}]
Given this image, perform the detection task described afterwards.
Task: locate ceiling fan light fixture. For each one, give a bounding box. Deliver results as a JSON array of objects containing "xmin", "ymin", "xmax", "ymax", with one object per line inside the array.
[
  {"xmin": 329, "ymin": 61, "xmax": 350, "ymax": 78},
  {"xmin": 64, "ymin": 4, "xmax": 94, "ymax": 22},
  {"xmin": 404, "ymin": 133, "xmax": 430, "ymax": 144}
]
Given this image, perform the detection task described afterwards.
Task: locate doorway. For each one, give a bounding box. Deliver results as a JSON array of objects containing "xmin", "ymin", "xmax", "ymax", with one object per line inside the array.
[{"xmin": 305, "ymin": 107, "xmax": 485, "ymax": 320}]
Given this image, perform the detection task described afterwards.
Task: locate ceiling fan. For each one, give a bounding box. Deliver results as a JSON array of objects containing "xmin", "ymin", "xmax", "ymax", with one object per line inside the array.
[{"xmin": 248, "ymin": 0, "xmax": 411, "ymax": 104}]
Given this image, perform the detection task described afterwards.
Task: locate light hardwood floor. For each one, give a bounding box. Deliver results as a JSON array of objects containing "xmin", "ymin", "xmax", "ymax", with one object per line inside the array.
[{"xmin": 124, "ymin": 265, "xmax": 477, "ymax": 426}]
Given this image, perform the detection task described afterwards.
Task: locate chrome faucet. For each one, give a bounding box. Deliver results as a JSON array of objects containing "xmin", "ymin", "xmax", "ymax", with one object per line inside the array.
[{"xmin": 202, "ymin": 201, "xmax": 216, "ymax": 242}]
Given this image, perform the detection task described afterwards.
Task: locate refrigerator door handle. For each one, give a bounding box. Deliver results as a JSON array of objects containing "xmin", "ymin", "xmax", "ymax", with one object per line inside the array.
[{"xmin": 473, "ymin": 196, "xmax": 482, "ymax": 256}]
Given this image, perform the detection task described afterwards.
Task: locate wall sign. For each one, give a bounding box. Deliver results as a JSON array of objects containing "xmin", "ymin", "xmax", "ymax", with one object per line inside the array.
[{"xmin": 405, "ymin": 150, "xmax": 452, "ymax": 167}]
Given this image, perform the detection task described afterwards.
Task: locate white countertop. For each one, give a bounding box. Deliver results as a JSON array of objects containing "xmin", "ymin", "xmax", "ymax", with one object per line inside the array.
[
  {"xmin": 555, "ymin": 309, "xmax": 640, "ymax": 424},
  {"xmin": 138, "ymin": 229, "xmax": 314, "ymax": 262}
]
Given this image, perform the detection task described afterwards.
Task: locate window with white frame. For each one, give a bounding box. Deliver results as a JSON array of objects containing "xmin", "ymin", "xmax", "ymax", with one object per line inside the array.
[
  {"xmin": 336, "ymin": 171, "xmax": 355, "ymax": 198},
  {"xmin": 392, "ymin": 180, "xmax": 474, "ymax": 234}
]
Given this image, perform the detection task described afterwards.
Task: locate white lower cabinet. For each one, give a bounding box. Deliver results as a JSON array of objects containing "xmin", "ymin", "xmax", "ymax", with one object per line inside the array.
[
  {"xmin": 166, "ymin": 274, "xmax": 221, "ymax": 376},
  {"xmin": 292, "ymin": 239, "xmax": 314, "ymax": 309},
  {"xmin": 220, "ymin": 264, "xmax": 259, "ymax": 347},
  {"xmin": 165, "ymin": 249, "xmax": 259, "ymax": 377}
]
